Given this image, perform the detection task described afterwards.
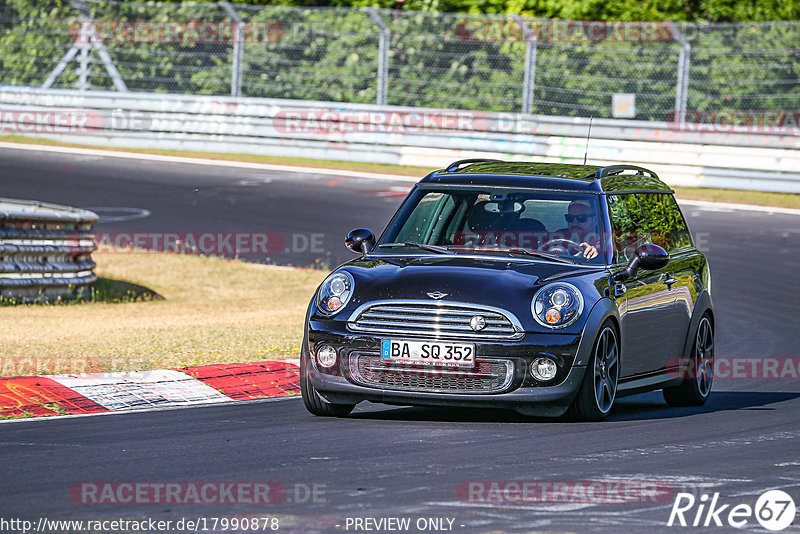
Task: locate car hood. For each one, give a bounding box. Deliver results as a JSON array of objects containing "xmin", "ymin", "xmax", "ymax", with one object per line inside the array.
[{"xmin": 337, "ymin": 254, "xmax": 601, "ymax": 314}]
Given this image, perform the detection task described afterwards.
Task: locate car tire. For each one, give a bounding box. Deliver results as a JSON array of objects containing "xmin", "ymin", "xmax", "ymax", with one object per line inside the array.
[
  {"xmin": 663, "ymin": 315, "xmax": 713, "ymax": 407},
  {"xmin": 300, "ymin": 349, "xmax": 355, "ymax": 418},
  {"xmin": 565, "ymin": 320, "xmax": 619, "ymax": 422}
]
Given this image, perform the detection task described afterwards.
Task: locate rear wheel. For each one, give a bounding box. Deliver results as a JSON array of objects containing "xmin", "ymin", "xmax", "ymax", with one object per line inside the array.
[
  {"xmin": 300, "ymin": 355, "xmax": 355, "ymax": 417},
  {"xmin": 566, "ymin": 321, "xmax": 619, "ymax": 421},
  {"xmin": 663, "ymin": 315, "xmax": 713, "ymax": 407}
]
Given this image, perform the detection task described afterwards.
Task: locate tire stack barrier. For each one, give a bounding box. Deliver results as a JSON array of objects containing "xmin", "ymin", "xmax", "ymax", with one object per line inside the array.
[{"xmin": 0, "ymin": 198, "xmax": 98, "ymax": 301}]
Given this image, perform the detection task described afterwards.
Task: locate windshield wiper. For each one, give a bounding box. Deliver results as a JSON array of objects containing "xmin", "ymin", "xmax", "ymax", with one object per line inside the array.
[
  {"xmin": 505, "ymin": 248, "xmax": 575, "ymax": 264},
  {"xmin": 378, "ymin": 241, "xmax": 455, "ymax": 254}
]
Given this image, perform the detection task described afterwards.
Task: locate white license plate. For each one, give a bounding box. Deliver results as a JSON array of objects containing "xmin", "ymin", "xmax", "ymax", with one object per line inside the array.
[{"xmin": 381, "ymin": 339, "xmax": 475, "ymax": 368}]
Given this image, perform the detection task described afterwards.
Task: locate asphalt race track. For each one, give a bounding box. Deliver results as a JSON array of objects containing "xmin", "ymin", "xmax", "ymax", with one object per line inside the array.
[{"xmin": 1, "ymin": 146, "xmax": 800, "ymax": 533}]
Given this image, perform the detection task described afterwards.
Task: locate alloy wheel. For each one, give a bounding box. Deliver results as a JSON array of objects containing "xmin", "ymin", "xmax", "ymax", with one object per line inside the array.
[
  {"xmin": 593, "ymin": 326, "xmax": 619, "ymax": 413},
  {"xmin": 695, "ymin": 317, "xmax": 714, "ymax": 397}
]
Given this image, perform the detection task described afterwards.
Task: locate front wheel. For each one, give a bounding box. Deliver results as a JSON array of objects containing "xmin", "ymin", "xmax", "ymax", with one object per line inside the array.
[
  {"xmin": 663, "ymin": 315, "xmax": 713, "ymax": 407},
  {"xmin": 300, "ymin": 359, "xmax": 355, "ymax": 417},
  {"xmin": 565, "ymin": 321, "xmax": 619, "ymax": 421}
]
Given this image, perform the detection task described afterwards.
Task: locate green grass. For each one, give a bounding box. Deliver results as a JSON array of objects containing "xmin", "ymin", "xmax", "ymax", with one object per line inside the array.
[
  {"xmin": 0, "ymin": 412, "xmax": 36, "ymax": 420},
  {"xmin": 0, "ymin": 250, "xmax": 324, "ymax": 376},
  {"xmin": 671, "ymin": 187, "xmax": 800, "ymax": 210}
]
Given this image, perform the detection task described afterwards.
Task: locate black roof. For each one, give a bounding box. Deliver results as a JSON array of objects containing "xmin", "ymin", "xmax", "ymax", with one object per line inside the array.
[{"xmin": 421, "ymin": 160, "xmax": 673, "ymax": 193}]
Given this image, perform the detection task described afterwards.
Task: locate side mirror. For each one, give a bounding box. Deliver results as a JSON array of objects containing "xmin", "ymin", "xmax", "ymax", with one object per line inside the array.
[
  {"xmin": 614, "ymin": 243, "xmax": 669, "ymax": 281},
  {"xmin": 345, "ymin": 228, "xmax": 376, "ymax": 254}
]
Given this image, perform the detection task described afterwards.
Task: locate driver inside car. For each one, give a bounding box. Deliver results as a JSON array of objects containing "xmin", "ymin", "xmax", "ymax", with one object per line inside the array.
[{"xmin": 550, "ymin": 200, "xmax": 602, "ymax": 260}]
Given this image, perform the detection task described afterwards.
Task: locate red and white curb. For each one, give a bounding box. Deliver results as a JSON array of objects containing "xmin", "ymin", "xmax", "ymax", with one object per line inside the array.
[{"xmin": 0, "ymin": 359, "xmax": 300, "ymax": 419}]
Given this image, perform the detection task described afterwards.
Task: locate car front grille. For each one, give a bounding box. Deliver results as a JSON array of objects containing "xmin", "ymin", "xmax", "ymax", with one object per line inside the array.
[
  {"xmin": 347, "ymin": 300, "xmax": 523, "ymax": 340},
  {"xmin": 348, "ymin": 353, "xmax": 515, "ymax": 394}
]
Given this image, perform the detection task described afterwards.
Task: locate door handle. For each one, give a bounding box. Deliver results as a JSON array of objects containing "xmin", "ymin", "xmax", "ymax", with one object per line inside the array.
[{"xmin": 662, "ymin": 276, "xmax": 677, "ymax": 288}]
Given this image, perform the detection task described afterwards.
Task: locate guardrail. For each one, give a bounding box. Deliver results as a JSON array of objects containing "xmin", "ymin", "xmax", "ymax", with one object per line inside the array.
[
  {"xmin": 0, "ymin": 197, "xmax": 98, "ymax": 302},
  {"xmin": 0, "ymin": 87, "xmax": 798, "ymax": 193}
]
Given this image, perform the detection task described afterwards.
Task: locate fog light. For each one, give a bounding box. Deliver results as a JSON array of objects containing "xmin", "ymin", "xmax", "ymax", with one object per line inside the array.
[
  {"xmin": 531, "ymin": 357, "xmax": 558, "ymax": 381},
  {"xmin": 316, "ymin": 345, "xmax": 337, "ymax": 368}
]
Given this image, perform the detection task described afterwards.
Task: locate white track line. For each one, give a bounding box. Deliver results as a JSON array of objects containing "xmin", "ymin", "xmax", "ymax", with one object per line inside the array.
[{"xmin": 2, "ymin": 141, "xmax": 798, "ymax": 215}]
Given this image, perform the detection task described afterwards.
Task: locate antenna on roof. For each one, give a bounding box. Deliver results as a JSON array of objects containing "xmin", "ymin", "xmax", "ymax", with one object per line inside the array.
[{"xmin": 583, "ymin": 115, "xmax": 594, "ymax": 166}]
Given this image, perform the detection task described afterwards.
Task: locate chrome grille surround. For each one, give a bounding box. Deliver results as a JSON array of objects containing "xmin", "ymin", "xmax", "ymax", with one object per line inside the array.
[
  {"xmin": 346, "ymin": 300, "xmax": 524, "ymax": 340},
  {"xmin": 348, "ymin": 352, "xmax": 515, "ymax": 394}
]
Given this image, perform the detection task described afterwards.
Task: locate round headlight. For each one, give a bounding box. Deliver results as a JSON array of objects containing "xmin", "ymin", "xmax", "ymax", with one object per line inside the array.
[
  {"xmin": 532, "ymin": 282, "xmax": 584, "ymax": 329},
  {"xmin": 316, "ymin": 271, "xmax": 354, "ymax": 316}
]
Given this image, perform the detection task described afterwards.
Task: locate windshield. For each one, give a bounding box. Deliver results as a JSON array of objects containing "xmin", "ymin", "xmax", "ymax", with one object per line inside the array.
[{"xmin": 378, "ymin": 188, "xmax": 608, "ymax": 264}]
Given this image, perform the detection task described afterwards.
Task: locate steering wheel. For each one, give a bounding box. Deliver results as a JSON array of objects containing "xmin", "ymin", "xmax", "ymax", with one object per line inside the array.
[{"xmin": 542, "ymin": 238, "xmax": 585, "ymax": 256}]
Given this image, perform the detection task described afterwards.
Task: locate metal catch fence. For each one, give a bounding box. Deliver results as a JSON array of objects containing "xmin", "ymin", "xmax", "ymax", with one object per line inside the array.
[{"xmin": 0, "ymin": 1, "xmax": 798, "ymax": 121}]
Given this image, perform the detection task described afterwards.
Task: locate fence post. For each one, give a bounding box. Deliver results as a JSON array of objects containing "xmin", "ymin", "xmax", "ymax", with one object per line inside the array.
[
  {"xmin": 515, "ymin": 16, "xmax": 537, "ymax": 114},
  {"xmin": 219, "ymin": 2, "xmax": 244, "ymax": 97},
  {"xmin": 365, "ymin": 7, "xmax": 389, "ymax": 106},
  {"xmin": 673, "ymin": 25, "xmax": 691, "ymax": 125}
]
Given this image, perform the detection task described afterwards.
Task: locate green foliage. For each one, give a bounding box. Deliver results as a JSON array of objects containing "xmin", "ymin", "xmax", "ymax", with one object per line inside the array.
[
  {"xmin": 0, "ymin": 0, "xmax": 78, "ymax": 87},
  {"xmin": 281, "ymin": 0, "xmax": 798, "ymax": 22},
  {"xmin": 684, "ymin": 23, "xmax": 800, "ymax": 113},
  {"xmin": 237, "ymin": 5, "xmax": 381, "ymax": 102},
  {"xmin": 698, "ymin": 0, "xmax": 800, "ymax": 23}
]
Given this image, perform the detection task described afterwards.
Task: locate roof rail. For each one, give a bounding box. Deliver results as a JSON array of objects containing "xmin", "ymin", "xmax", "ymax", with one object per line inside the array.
[
  {"xmin": 444, "ymin": 158, "xmax": 502, "ymax": 173},
  {"xmin": 594, "ymin": 165, "xmax": 658, "ymax": 180}
]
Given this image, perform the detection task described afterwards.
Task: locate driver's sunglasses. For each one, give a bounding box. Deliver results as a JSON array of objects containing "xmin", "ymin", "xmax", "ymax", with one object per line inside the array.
[{"xmin": 565, "ymin": 214, "xmax": 591, "ymax": 223}]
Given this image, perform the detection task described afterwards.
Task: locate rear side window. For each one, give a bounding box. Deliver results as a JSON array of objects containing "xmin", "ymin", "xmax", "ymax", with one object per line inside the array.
[
  {"xmin": 637, "ymin": 193, "xmax": 693, "ymax": 252},
  {"xmin": 606, "ymin": 194, "xmax": 650, "ymax": 264}
]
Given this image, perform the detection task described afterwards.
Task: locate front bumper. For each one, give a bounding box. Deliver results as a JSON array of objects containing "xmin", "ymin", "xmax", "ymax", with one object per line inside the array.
[
  {"xmin": 306, "ymin": 318, "xmax": 587, "ymax": 417},
  {"xmin": 308, "ymin": 363, "xmax": 586, "ymax": 417}
]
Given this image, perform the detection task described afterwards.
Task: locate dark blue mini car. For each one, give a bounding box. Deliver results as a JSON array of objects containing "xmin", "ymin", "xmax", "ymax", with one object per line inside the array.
[{"xmin": 301, "ymin": 160, "xmax": 714, "ymax": 421}]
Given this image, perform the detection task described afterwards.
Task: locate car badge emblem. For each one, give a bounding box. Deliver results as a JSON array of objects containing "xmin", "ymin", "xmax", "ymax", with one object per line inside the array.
[
  {"xmin": 470, "ymin": 315, "xmax": 486, "ymax": 331},
  {"xmin": 427, "ymin": 291, "xmax": 447, "ymax": 300}
]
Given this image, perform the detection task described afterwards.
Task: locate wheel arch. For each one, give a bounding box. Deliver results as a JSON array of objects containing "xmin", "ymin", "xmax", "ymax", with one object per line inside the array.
[
  {"xmin": 680, "ymin": 290, "xmax": 715, "ymax": 364},
  {"xmin": 574, "ymin": 297, "xmax": 621, "ymax": 367}
]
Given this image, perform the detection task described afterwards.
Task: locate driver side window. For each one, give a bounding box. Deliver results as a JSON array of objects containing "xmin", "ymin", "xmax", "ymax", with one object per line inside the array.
[
  {"xmin": 607, "ymin": 194, "xmax": 651, "ymax": 264},
  {"xmin": 395, "ymin": 192, "xmax": 453, "ymax": 243}
]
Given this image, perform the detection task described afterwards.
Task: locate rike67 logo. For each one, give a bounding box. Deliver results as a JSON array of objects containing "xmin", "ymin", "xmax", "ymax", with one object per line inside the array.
[{"xmin": 668, "ymin": 490, "xmax": 795, "ymax": 531}]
